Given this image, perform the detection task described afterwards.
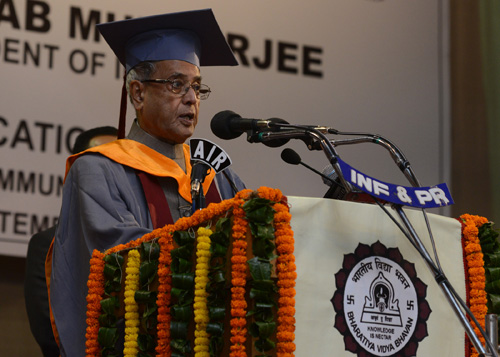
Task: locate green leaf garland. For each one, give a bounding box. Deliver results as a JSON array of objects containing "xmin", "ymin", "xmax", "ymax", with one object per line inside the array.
[
  {"xmin": 477, "ymin": 222, "xmax": 500, "ymax": 338},
  {"xmin": 243, "ymin": 197, "xmax": 278, "ymax": 354}
]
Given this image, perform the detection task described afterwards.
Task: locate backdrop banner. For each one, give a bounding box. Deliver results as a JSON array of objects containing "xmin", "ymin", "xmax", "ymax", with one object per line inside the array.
[{"xmin": 0, "ymin": 0, "xmax": 449, "ymax": 256}]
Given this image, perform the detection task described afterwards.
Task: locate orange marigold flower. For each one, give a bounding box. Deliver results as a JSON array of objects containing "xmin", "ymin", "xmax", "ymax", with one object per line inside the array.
[
  {"xmin": 231, "ymin": 255, "xmax": 247, "ymax": 264},
  {"xmin": 231, "ymin": 309, "xmax": 247, "ymax": 317},
  {"xmin": 277, "ymin": 280, "xmax": 296, "ymax": 289},
  {"xmin": 279, "ymin": 287, "xmax": 296, "ymax": 297},
  {"xmin": 230, "ymin": 327, "xmax": 248, "ymax": 337},
  {"xmin": 469, "ymin": 267, "xmax": 485, "ymax": 276},
  {"xmin": 461, "ymin": 213, "xmax": 488, "ymax": 356}
]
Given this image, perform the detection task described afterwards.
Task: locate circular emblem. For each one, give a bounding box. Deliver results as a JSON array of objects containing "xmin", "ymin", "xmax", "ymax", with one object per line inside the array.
[{"xmin": 332, "ymin": 241, "xmax": 431, "ymax": 357}]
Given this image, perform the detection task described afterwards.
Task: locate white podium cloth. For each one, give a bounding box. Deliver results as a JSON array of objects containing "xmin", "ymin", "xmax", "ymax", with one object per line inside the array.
[{"xmin": 289, "ymin": 196, "xmax": 465, "ymax": 356}]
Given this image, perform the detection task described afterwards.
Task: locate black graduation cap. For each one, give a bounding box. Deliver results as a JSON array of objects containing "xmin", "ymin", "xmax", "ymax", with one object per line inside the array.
[
  {"xmin": 96, "ymin": 8, "xmax": 238, "ymax": 138},
  {"xmin": 97, "ymin": 8, "xmax": 238, "ymax": 72}
]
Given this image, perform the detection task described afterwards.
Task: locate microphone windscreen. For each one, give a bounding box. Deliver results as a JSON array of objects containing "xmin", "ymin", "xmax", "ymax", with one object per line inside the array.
[
  {"xmin": 281, "ymin": 148, "xmax": 301, "ymax": 165},
  {"xmin": 321, "ymin": 164, "xmax": 338, "ymax": 186},
  {"xmin": 190, "ymin": 161, "xmax": 211, "ymax": 180},
  {"xmin": 210, "ymin": 110, "xmax": 243, "ymax": 140}
]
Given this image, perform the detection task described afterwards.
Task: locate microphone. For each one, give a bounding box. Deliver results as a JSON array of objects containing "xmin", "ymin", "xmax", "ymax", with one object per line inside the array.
[
  {"xmin": 190, "ymin": 161, "xmax": 211, "ymax": 190},
  {"xmin": 321, "ymin": 164, "xmax": 337, "ymax": 187},
  {"xmin": 281, "ymin": 148, "xmax": 383, "ymax": 203},
  {"xmin": 320, "ymin": 164, "xmax": 348, "ymax": 200},
  {"xmin": 189, "ymin": 138, "xmax": 232, "ymax": 212},
  {"xmin": 211, "ymin": 110, "xmax": 341, "ymax": 149},
  {"xmin": 281, "ymin": 148, "xmax": 340, "ymax": 188},
  {"xmin": 211, "ymin": 110, "xmax": 289, "ymax": 143},
  {"xmin": 190, "ymin": 161, "xmax": 210, "ymax": 211},
  {"xmin": 281, "ymin": 148, "xmax": 348, "ymax": 199}
]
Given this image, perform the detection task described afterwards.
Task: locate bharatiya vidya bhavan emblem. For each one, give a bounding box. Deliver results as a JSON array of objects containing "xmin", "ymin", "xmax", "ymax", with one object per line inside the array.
[{"xmin": 331, "ymin": 241, "xmax": 431, "ymax": 357}]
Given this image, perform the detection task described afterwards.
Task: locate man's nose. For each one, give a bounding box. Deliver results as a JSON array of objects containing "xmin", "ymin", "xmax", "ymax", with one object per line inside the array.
[{"xmin": 182, "ymin": 85, "xmax": 198, "ymax": 103}]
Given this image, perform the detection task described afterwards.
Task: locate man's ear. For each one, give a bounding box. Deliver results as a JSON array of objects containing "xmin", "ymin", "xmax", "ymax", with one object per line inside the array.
[{"xmin": 129, "ymin": 80, "xmax": 144, "ymax": 110}]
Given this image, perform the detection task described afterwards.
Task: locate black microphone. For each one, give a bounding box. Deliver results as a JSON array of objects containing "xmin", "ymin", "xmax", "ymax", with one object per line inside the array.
[
  {"xmin": 281, "ymin": 148, "xmax": 348, "ymax": 199},
  {"xmin": 191, "ymin": 161, "xmax": 210, "ymax": 188},
  {"xmin": 211, "ymin": 110, "xmax": 289, "ymax": 140},
  {"xmin": 190, "ymin": 161, "xmax": 211, "ymax": 212},
  {"xmin": 281, "ymin": 148, "xmax": 336, "ymax": 185}
]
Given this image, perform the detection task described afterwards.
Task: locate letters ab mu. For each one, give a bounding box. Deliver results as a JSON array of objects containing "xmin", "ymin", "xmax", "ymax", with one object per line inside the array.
[{"xmin": 0, "ymin": 1, "xmax": 324, "ymax": 77}]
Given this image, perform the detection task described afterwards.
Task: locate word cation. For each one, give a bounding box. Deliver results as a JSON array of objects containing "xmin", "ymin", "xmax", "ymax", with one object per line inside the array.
[{"xmin": 0, "ymin": 117, "xmax": 84, "ymax": 154}]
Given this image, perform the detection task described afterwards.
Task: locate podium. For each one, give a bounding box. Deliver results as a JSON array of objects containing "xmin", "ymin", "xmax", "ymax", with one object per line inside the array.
[
  {"xmin": 290, "ymin": 196, "xmax": 465, "ymax": 356},
  {"xmin": 85, "ymin": 189, "xmax": 479, "ymax": 356}
]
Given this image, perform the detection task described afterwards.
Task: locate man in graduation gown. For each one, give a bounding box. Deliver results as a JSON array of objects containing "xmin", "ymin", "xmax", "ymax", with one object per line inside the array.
[{"xmin": 48, "ymin": 9, "xmax": 245, "ymax": 356}]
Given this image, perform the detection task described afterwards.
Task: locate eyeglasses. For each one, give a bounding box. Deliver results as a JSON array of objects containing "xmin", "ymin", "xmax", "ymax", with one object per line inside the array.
[{"xmin": 140, "ymin": 78, "xmax": 211, "ymax": 100}]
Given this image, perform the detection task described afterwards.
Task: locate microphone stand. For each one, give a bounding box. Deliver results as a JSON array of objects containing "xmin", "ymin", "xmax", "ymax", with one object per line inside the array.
[
  {"xmin": 191, "ymin": 183, "xmax": 205, "ymax": 213},
  {"xmin": 251, "ymin": 126, "xmax": 352, "ymax": 192},
  {"xmin": 393, "ymin": 205, "xmax": 494, "ymax": 357},
  {"xmin": 329, "ymin": 135, "xmax": 421, "ymax": 188},
  {"xmin": 258, "ymin": 123, "xmax": 496, "ymax": 356}
]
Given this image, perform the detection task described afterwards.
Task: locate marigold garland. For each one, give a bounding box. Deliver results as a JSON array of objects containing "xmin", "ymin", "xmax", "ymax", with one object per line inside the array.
[
  {"xmin": 155, "ymin": 229, "xmax": 174, "ymax": 356},
  {"xmin": 84, "ymin": 187, "xmax": 297, "ymax": 357},
  {"xmin": 193, "ymin": 227, "xmax": 213, "ymax": 356},
  {"xmin": 85, "ymin": 250, "xmax": 105, "ymax": 357},
  {"xmin": 123, "ymin": 249, "xmax": 140, "ymax": 356},
  {"xmin": 273, "ymin": 201, "xmax": 296, "ymax": 356},
  {"xmin": 460, "ymin": 213, "xmax": 488, "ymax": 357},
  {"xmin": 230, "ymin": 196, "xmax": 249, "ymax": 357}
]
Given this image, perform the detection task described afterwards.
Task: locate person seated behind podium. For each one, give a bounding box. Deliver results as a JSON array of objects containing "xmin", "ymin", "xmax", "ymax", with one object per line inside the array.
[
  {"xmin": 24, "ymin": 126, "xmax": 118, "ymax": 357},
  {"xmin": 49, "ymin": 9, "xmax": 245, "ymax": 356}
]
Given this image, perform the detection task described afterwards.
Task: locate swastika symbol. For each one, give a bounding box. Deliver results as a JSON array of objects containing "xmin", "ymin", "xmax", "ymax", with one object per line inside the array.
[{"xmin": 407, "ymin": 300, "xmax": 415, "ymax": 310}]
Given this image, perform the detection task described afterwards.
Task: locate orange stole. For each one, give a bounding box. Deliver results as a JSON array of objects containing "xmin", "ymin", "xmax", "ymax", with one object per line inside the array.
[{"xmin": 65, "ymin": 139, "xmax": 217, "ymax": 203}]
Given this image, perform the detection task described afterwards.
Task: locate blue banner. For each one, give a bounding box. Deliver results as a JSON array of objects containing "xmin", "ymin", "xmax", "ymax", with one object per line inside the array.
[{"xmin": 337, "ymin": 158, "xmax": 454, "ymax": 208}]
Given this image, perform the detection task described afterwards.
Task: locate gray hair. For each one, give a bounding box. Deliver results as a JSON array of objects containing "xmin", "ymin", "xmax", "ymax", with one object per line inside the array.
[{"xmin": 125, "ymin": 61, "xmax": 158, "ymax": 102}]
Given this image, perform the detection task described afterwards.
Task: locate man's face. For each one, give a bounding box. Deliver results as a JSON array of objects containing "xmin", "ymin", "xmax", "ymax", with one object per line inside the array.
[{"xmin": 135, "ymin": 60, "xmax": 201, "ymax": 144}]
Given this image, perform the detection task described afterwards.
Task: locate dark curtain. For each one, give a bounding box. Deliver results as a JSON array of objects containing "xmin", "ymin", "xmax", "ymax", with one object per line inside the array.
[
  {"xmin": 450, "ymin": 0, "xmax": 493, "ymax": 221},
  {"xmin": 479, "ymin": 1, "xmax": 500, "ymax": 223}
]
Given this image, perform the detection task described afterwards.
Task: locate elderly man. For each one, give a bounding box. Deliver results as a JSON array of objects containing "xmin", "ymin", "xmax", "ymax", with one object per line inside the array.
[{"xmin": 49, "ymin": 9, "xmax": 244, "ymax": 356}]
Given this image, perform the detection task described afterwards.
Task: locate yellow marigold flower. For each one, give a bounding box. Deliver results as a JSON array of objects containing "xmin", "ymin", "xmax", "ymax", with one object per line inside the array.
[
  {"xmin": 193, "ymin": 226, "xmax": 213, "ymax": 354},
  {"xmin": 123, "ymin": 249, "xmax": 141, "ymax": 357}
]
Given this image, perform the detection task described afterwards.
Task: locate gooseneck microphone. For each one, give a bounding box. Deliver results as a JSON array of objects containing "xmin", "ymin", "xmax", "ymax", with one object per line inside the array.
[
  {"xmin": 211, "ymin": 110, "xmax": 291, "ymax": 147},
  {"xmin": 210, "ymin": 110, "xmax": 286, "ymax": 139},
  {"xmin": 211, "ymin": 110, "xmax": 343, "ymax": 150},
  {"xmin": 280, "ymin": 148, "xmax": 340, "ymax": 188},
  {"xmin": 280, "ymin": 148, "xmax": 348, "ymax": 199}
]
